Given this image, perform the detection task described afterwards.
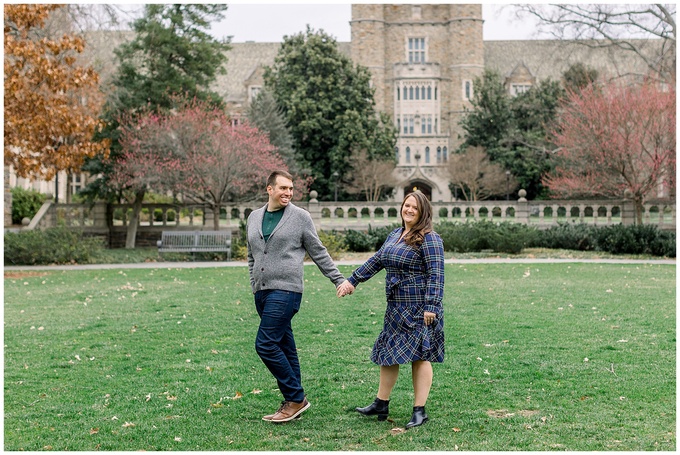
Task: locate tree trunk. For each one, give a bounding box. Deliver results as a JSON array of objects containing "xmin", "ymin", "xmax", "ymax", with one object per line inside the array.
[
  {"xmin": 125, "ymin": 189, "xmax": 146, "ymax": 249},
  {"xmin": 634, "ymin": 197, "xmax": 644, "ymax": 225},
  {"xmin": 213, "ymin": 203, "xmax": 221, "ymax": 231}
]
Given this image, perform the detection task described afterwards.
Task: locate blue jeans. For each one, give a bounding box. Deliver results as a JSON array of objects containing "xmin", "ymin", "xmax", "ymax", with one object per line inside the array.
[{"xmin": 254, "ymin": 289, "xmax": 304, "ymax": 403}]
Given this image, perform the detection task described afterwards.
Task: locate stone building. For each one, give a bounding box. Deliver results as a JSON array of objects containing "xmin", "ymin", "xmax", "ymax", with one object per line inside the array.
[
  {"xmin": 215, "ymin": 4, "xmax": 659, "ymax": 202},
  {"xmin": 7, "ymin": 3, "xmax": 662, "ymax": 206}
]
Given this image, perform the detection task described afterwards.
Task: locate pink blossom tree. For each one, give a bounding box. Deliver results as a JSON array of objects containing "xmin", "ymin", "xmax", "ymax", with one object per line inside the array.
[
  {"xmin": 160, "ymin": 102, "xmax": 289, "ymax": 230},
  {"xmin": 543, "ymin": 81, "xmax": 675, "ymax": 223},
  {"xmin": 109, "ymin": 99, "xmax": 295, "ymax": 246},
  {"xmin": 108, "ymin": 111, "xmax": 180, "ymax": 248}
]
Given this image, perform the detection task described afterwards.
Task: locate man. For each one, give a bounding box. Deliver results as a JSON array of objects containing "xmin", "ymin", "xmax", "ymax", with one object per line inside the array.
[{"xmin": 247, "ymin": 170, "xmax": 348, "ymax": 423}]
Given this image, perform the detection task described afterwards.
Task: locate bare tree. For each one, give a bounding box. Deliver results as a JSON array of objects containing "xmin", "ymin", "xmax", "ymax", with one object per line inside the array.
[
  {"xmin": 346, "ymin": 149, "xmax": 398, "ymax": 202},
  {"xmin": 447, "ymin": 146, "xmax": 519, "ymax": 201},
  {"xmin": 513, "ymin": 4, "xmax": 676, "ymax": 84}
]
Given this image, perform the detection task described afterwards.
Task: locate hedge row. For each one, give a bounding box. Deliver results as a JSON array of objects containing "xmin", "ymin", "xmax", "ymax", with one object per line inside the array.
[
  {"xmin": 340, "ymin": 221, "xmax": 675, "ymax": 257},
  {"xmin": 4, "ymin": 227, "xmax": 105, "ymax": 265},
  {"xmin": 4, "ymin": 221, "xmax": 674, "ymax": 266}
]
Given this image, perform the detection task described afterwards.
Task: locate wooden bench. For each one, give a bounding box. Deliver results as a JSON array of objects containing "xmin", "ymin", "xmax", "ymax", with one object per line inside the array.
[{"xmin": 157, "ymin": 230, "xmax": 232, "ymax": 260}]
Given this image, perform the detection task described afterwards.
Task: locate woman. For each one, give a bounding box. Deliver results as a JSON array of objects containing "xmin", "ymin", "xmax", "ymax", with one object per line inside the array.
[{"xmin": 337, "ymin": 191, "xmax": 445, "ymax": 429}]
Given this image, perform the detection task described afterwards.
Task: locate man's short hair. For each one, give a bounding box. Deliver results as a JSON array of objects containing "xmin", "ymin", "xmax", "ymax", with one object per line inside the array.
[{"xmin": 267, "ymin": 170, "xmax": 294, "ymax": 188}]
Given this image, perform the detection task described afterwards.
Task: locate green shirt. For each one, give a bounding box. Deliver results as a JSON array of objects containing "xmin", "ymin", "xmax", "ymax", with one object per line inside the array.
[{"xmin": 262, "ymin": 207, "xmax": 285, "ymax": 242}]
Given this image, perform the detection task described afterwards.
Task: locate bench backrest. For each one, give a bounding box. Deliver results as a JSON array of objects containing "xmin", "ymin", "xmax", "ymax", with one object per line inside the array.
[{"xmin": 160, "ymin": 231, "xmax": 231, "ymax": 251}]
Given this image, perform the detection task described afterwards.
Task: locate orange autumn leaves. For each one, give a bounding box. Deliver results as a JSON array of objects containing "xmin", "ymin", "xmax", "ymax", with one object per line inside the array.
[{"xmin": 4, "ymin": 4, "xmax": 109, "ymax": 180}]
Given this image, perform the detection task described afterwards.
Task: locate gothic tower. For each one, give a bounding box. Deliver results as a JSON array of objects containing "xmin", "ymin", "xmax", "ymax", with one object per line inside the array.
[{"xmin": 351, "ymin": 4, "xmax": 484, "ymax": 202}]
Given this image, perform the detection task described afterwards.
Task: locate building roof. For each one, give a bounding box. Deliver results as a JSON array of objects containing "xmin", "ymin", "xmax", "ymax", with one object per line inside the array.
[
  {"xmin": 215, "ymin": 41, "xmax": 352, "ymax": 103},
  {"xmin": 484, "ymin": 39, "xmax": 662, "ymax": 83},
  {"xmin": 82, "ymin": 29, "xmax": 661, "ymax": 103}
]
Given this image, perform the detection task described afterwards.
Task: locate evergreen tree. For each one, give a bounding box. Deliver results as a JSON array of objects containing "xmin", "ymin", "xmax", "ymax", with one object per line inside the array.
[
  {"xmin": 460, "ymin": 70, "xmax": 513, "ymax": 152},
  {"xmin": 263, "ymin": 27, "xmax": 396, "ymax": 200},
  {"xmin": 82, "ymin": 4, "xmax": 230, "ymax": 202},
  {"xmin": 562, "ymin": 62, "xmax": 599, "ymax": 93},
  {"xmin": 246, "ymin": 90, "xmax": 299, "ymax": 173},
  {"xmin": 460, "ymin": 70, "xmax": 565, "ymax": 199}
]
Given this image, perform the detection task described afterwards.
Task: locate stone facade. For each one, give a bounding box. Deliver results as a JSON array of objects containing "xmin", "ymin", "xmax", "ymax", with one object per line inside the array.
[{"xmin": 351, "ymin": 4, "xmax": 484, "ymax": 202}]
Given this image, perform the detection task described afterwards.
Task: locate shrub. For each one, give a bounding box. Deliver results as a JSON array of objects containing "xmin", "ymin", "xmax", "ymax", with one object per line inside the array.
[
  {"xmin": 537, "ymin": 223, "xmax": 598, "ymax": 251},
  {"xmin": 649, "ymin": 230, "xmax": 676, "ymax": 258},
  {"xmin": 595, "ymin": 224, "xmax": 676, "ymax": 257},
  {"xmin": 4, "ymin": 227, "xmax": 104, "ymax": 265},
  {"xmin": 435, "ymin": 220, "xmax": 538, "ymax": 254},
  {"xmin": 343, "ymin": 224, "xmax": 401, "ymax": 253},
  {"xmin": 344, "ymin": 229, "xmax": 374, "ymax": 252},
  {"xmin": 11, "ymin": 187, "xmax": 46, "ymax": 225},
  {"xmin": 488, "ymin": 222, "xmax": 540, "ymax": 254},
  {"xmin": 230, "ymin": 219, "xmax": 249, "ymax": 261},
  {"xmin": 317, "ymin": 230, "xmax": 347, "ymax": 260},
  {"xmin": 369, "ymin": 224, "xmax": 400, "ymax": 250},
  {"xmin": 435, "ymin": 221, "xmax": 488, "ymax": 252},
  {"xmin": 153, "ymin": 208, "xmax": 176, "ymax": 223}
]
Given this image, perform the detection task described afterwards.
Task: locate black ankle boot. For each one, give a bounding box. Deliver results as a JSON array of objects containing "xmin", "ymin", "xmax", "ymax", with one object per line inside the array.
[
  {"xmin": 355, "ymin": 397, "xmax": 389, "ymax": 421},
  {"xmin": 406, "ymin": 406, "xmax": 429, "ymax": 429}
]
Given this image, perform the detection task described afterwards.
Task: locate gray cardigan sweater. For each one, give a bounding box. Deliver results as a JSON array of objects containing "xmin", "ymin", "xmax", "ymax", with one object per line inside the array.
[{"xmin": 247, "ymin": 202, "xmax": 345, "ymax": 294}]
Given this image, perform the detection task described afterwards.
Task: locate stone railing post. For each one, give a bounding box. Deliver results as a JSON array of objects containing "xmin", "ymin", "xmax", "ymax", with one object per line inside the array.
[
  {"xmin": 621, "ymin": 189, "xmax": 636, "ymax": 226},
  {"xmin": 92, "ymin": 202, "xmax": 108, "ymax": 229},
  {"xmin": 203, "ymin": 205, "xmax": 215, "ymax": 229},
  {"xmin": 307, "ymin": 191, "xmax": 321, "ymax": 228},
  {"xmin": 515, "ymin": 189, "xmax": 529, "ymax": 223}
]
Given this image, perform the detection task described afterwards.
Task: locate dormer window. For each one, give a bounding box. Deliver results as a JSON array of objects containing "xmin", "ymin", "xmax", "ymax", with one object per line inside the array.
[
  {"xmin": 249, "ymin": 86, "xmax": 261, "ymax": 103},
  {"xmin": 511, "ymin": 84, "xmax": 531, "ymax": 96}
]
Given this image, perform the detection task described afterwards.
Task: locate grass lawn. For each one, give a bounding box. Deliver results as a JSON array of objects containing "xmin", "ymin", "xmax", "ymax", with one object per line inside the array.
[{"xmin": 3, "ymin": 263, "xmax": 675, "ymax": 450}]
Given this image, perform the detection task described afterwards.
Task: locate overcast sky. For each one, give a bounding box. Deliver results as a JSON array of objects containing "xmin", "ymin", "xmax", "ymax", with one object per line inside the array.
[{"xmin": 208, "ymin": 3, "xmax": 537, "ymax": 42}]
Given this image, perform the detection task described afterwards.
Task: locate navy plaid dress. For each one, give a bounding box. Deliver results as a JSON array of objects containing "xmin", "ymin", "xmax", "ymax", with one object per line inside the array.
[{"xmin": 348, "ymin": 228, "xmax": 445, "ymax": 366}]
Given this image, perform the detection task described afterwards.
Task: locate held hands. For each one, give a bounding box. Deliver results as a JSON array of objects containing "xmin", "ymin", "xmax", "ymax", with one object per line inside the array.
[{"xmin": 337, "ymin": 280, "xmax": 355, "ymax": 297}]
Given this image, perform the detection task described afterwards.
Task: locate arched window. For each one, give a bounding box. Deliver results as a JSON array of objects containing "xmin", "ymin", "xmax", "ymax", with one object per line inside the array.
[
  {"xmin": 421, "ymin": 86, "xmax": 426, "ymax": 99},
  {"xmin": 437, "ymin": 147, "xmax": 442, "ymax": 163},
  {"xmin": 443, "ymin": 146, "xmax": 448, "ymax": 162},
  {"xmin": 425, "ymin": 146, "xmax": 430, "ymax": 163},
  {"xmin": 434, "ymin": 87, "xmax": 437, "ymax": 100},
  {"xmin": 397, "ymin": 86, "xmax": 400, "ymax": 100},
  {"xmin": 395, "ymin": 147, "xmax": 399, "ymax": 162},
  {"xmin": 427, "ymin": 86, "xmax": 432, "ymax": 100},
  {"xmin": 409, "ymin": 86, "xmax": 414, "ymax": 100},
  {"xmin": 415, "ymin": 85, "xmax": 420, "ymax": 100},
  {"xmin": 403, "ymin": 86, "xmax": 407, "ymax": 100},
  {"xmin": 406, "ymin": 147, "xmax": 411, "ymax": 163}
]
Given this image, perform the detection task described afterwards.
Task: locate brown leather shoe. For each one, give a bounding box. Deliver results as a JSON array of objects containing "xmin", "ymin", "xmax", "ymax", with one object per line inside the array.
[
  {"xmin": 269, "ymin": 398, "xmax": 310, "ymax": 423},
  {"xmin": 263, "ymin": 400, "xmax": 304, "ymax": 421},
  {"xmin": 262, "ymin": 401, "xmax": 286, "ymax": 421}
]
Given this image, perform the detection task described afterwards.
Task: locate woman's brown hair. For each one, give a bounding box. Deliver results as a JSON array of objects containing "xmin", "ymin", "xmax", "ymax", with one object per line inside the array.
[{"xmin": 401, "ymin": 190, "xmax": 433, "ymax": 247}]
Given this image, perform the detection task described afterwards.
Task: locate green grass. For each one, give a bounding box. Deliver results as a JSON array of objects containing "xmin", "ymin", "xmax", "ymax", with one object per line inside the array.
[
  {"xmin": 4, "ymin": 263, "xmax": 675, "ymax": 450},
  {"xmin": 88, "ymin": 246, "xmax": 671, "ymax": 266}
]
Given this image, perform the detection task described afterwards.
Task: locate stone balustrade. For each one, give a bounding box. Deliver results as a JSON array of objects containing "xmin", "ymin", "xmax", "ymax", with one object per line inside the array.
[{"xmin": 29, "ymin": 196, "xmax": 675, "ymax": 241}]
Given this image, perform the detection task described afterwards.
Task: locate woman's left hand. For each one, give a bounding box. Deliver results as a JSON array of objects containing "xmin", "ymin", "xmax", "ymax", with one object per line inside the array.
[{"xmin": 424, "ymin": 311, "xmax": 436, "ymax": 326}]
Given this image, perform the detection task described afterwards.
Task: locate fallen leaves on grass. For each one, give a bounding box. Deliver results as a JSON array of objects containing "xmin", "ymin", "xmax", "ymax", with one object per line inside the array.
[
  {"xmin": 487, "ymin": 409, "xmax": 514, "ymax": 418},
  {"xmin": 487, "ymin": 409, "xmax": 541, "ymax": 418},
  {"xmin": 89, "ymin": 428, "xmax": 99, "ymax": 435},
  {"xmin": 122, "ymin": 422, "xmax": 135, "ymax": 428},
  {"xmin": 390, "ymin": 427, "xmax": 406, "ymax": 435}
]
